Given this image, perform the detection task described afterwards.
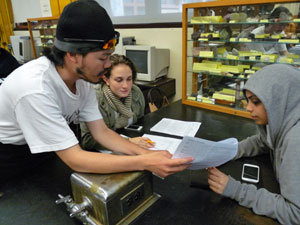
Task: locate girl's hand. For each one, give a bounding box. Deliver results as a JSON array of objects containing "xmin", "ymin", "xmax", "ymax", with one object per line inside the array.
[
  {"xmin": 129, "ymin": 137, "xmax": 155, "ymax": 149},
  {"xmin": 207, "ymin": 167, "xmax": 229, "ymax": 194}
]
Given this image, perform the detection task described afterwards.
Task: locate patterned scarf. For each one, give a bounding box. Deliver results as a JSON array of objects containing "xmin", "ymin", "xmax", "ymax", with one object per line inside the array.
[{"xmin": 103, "ymin": 84, "xmax": 133, "ymax": 129}]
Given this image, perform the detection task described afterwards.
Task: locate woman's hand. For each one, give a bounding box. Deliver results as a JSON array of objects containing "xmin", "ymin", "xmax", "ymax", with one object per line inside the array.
[
  {"xmin": 207, "ymin": 167, "xmax": 229, "ymax": 194},
  {"xmin": 129, "ymin": 137, "xmax": 155, "ymax": 149}
]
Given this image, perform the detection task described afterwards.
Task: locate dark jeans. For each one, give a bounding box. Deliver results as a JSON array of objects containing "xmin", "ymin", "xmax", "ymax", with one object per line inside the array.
[{"xmin": 0, "ymin": 142, "xmax": 54, "ymax": 182}]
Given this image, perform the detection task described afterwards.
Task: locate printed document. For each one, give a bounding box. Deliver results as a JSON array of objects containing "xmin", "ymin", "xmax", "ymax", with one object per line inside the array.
[
  {"xmin": 150, "ymin": 118, "xmax": 201, "ymax": 137},
  {"xmin": 143, "ymin": 134, "xmax": 181, "ymax": 155},
  {"xmin": 173, "ymin": 136, "xmax": 238, "ymax": 170}
]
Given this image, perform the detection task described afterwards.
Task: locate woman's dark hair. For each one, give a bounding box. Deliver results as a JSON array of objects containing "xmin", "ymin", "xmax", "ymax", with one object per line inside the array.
[
  {"xmin": 43, "ymin": 46, "xmax": 88, "ymax": 67},
  {"xmin": 101, "ymin": 54, "xmax": 137, "ymax": 83}
]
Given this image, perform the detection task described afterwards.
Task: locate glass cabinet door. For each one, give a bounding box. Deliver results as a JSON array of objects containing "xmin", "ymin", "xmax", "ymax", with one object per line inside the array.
[
  {"xmin": 27, "ymin": 17, "xmax": 59, "ymax": 59},
  {"xmin": 182, "ymin": 0, "xmax": 300, "ymax": 118}
]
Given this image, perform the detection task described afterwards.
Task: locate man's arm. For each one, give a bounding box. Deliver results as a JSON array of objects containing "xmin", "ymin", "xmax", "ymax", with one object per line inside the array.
[
  {"xmin": 56, "ymin": 119, "xmax": 194, "ymax": 178},
  {"xmin": 55, "ymin": 144, "xmax": 193, "ymax": 178},
  {"xmin": 86, "ymin": 119, "xmax": 150, "ymax": 155}
]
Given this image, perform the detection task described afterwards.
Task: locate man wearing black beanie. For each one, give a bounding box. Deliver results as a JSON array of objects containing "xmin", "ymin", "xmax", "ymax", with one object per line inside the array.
[{"xmin": 0, "ymin": 0, "xmax": 193, "ymax": 182}]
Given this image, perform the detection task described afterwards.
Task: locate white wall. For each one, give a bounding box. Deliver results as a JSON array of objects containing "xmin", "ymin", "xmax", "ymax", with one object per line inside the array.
[
  {"xmin": 116, "ymin": 28, "xmax": 183, "ymax": 102},
  {"xmin": 11, "ymin": 0, "xmax": 52, "ymax": 23}
]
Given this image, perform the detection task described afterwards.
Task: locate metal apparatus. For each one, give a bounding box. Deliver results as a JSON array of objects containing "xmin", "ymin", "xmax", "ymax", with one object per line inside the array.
[{"xmin": 56, "ymin": 171, "xmax": 160, "ymax": 225}]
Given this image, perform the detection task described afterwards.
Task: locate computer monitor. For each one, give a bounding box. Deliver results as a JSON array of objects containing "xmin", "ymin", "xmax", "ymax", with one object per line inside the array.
[
  {"xmin": 123, "ymin": 45, "xmax": 170, "ymax": 82},
  {"xmin": 10, "ymin": 35, "xmax": 34, "ymax": 63}
]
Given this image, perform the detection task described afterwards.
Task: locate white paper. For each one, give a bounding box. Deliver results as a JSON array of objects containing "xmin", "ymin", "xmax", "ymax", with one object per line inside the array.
[
  {"xmin": 143, "ymin": 134, "xmax": 181, "ymax": 155},
  {"xmin": 150, "ymin": 118, "xmax": 201, "ymax": 137},
  {"xmin": 40, "ymin": 0, "xmax": 52, "ymax": 17},
  {"xmin": 173, "ymin": 136, "xmax": 238, "ymax": 170}
]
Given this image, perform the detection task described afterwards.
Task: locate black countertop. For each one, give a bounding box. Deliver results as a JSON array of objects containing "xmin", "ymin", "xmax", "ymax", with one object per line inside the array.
[{"xmin": 0, "ymin": 100, "xmax": 280, "ymax": 225}]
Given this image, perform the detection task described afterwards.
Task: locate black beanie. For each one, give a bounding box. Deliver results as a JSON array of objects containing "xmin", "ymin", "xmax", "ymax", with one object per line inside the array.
[{"xmin": 55, "ymin": 0, "xmax": 116, "ymax": 53}]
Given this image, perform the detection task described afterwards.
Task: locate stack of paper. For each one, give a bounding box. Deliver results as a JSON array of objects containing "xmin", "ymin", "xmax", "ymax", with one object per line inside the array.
[
  {"xmin": 143, "ymin": 134, "xmax": 181, "ymax": 155},
  {"xmin": 146, "ymin": 118, "xmax": 237, "ymax": 170},
  {"xmin": 150, "ymin": 118, "xmax": 201, "ymax": 137},
  {"xmin": 173, "ymin": 136, "xmax": 238, "ymax": 170}
]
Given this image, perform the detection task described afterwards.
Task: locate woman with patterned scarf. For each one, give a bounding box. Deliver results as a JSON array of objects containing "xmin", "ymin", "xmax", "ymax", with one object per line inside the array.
[{"xmin": 81, "ymin": 54, "xmax": 154, "ymax": 150}]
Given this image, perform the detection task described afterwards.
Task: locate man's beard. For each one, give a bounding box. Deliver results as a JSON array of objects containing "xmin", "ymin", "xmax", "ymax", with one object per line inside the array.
[{"xmin": 76, "ymin": 67, "xmax": 108, "ymax": 84}]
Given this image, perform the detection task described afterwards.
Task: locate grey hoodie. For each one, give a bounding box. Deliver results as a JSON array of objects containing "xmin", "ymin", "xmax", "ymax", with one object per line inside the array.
[{"xmin": 222, "ymin": 64, "xmax": 300, "ymax": 224}]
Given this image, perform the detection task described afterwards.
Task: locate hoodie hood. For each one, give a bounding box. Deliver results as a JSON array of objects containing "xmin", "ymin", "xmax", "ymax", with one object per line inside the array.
[{"xmin": 244, "ymin": 64, "xmax": 300, "ymax": 147}]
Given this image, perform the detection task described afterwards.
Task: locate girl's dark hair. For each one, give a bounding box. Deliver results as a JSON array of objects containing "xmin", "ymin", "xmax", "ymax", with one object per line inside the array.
[
  {"xmin": 101, "ymin": 54, "xmax": 137, "ymax": 83},
  {"xmin": 43, "ymin": 46, "xmax": 88, "ymax": 67}
]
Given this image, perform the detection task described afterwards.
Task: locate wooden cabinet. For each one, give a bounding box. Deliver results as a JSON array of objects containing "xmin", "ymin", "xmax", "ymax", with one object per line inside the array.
[
  {"xmin": 27, "ymin": 16, "xmax": 59, "ymax": 59},
  {"xmin": 182, "ymin": 0, "xmax": 300, "ymax": 118},
  {"xmin": 50, "ymin": 0, "xmax": 74, "ymax": 17}
]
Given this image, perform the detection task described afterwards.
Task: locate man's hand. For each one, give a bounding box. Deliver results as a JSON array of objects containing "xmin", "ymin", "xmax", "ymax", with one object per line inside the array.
[
  {"xmin": 207, "ymin": 167, "xmax": 229, "ymax": 194},
  {"xmin": 141, "ymin": 151, "xmax": 194, "ymax": 178},
  {"xmin": 129, "ymin": 137, "xmax": 155, "ymax": 149}
]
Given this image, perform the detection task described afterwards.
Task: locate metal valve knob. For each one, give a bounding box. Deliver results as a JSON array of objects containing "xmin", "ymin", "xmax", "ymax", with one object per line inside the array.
[
  {"xmin": 69, "ymin": 196, "xmax": 92, "ymax": 218},
  {"xmin": 55, "ymin": 194, "xmax": 97, "ymax": 225},
  {"xmin": 55, "ymin": 194, "xmax": 72, "ymax": 204}
]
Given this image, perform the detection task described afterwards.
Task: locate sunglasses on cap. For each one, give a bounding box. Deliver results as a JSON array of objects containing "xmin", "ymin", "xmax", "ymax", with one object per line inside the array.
[{"xmin": 63, "ymin": 31, "xmax": 120, "ymax": 50}]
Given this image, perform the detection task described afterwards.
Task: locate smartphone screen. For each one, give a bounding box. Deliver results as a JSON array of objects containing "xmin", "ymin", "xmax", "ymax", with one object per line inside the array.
[
  {"xmin": 127, "ymin": 125, "xmax": 140, "ymax": 129},
  {"xmin": 125, "ymin": 125, "xmax": 143, "ymax": 131},
  {"xmin": 242, "ymin": 164, "xmax": 259, "ymax": 183}
]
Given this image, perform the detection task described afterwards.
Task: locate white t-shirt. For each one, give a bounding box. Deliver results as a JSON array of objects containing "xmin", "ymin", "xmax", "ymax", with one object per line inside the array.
[
  {"xmin": 0, "ymin": 56, "xmax": 102, "ymax": 153},
  {"xmin": 248, "ymin": 26, "xmax": 287, "ymax": 54}
]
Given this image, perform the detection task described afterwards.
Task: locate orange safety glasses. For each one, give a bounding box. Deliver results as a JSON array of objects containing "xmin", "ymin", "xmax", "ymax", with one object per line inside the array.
[{"xmin": 102, "ymin": 37, "xmax": 118, "ymax": 50}]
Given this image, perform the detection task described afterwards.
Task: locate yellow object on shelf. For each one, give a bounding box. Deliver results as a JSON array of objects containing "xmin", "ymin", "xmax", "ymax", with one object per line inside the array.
[
  {"xmin": 230, "ymin": 38, "xmax": 236, "ymax": 42},
  {"xmin": 209, "ymin": 68, "xmax": 222, "ymax": 74},
  {"xmin": 271, "ymin": 34, "xmax": 284, "ymax": 39},
  {"xmin": 278, "ymin": 39, "xmax": 299, "ymax": 44},
  {"xmin": 199, "ymin": 51, "xmax": 214, "ymax": 58},
  {"xmin": 220, "ymin": 88, "xmax": 235, "ymax": 95},
  {"xmin": 279, "ymin": 57, "xmax": 293, "ymax": 64},
  {"xmin": 220, "ymin": 65, "xmax": 243, "ymax": 74},
  {"xmin": 286, "ymin": 54, "xmax": 299, "ymax": 59},
  {"xmin": 226, "ymin": 73, "xmax": 234, "ymax": 77},
  {"xmin": 238, "ymin": 65, "xmax": 250, "ymax": 70},
  {"xmin": 252, "ymin": 66, "xmax": 262, "ymax": 71},
  {"xmin": 238, "ymin": 51, "xmax": 263, "ymax": 57},
  {"xmin": 188, "ymin": 96, "xmax": 197, "ymax": 101},
  {"xmin": 212, "ymin": 93, "xmax": 235, "ymax": 102},
  {"xmin": 198, "ymin": 38, "xmax": 209, "ymax": 41},
  {"xmin": 254, "ymin": 33, "xmax": 270, "ymax": 39},
  {"xmin": 260, "ymin": 19, "xmax": 269, "ymax": 22},
  {"xmin": 220, "ymin": 89, "xmax": 243, "ymax": 97},
  {"xmin": 217, "ymin": 47, "xmax": 227, "ymax": 55},
  {"xmin": 193, "ymin": 63, "xmax": 211, "ymax": 72},
  {"xmin": 200, "ymin": 33, "xmax": 220, "ymax": 38},
  {"xmin": 239, "ymin": 38, "xmax": 252, "ymax": 42},
  {"xmin": 293, "ymin": 18, "xmax": 300, "ymax": 22},
  {"xmin": 202, "ymin": 60, "xmax": 222, "ymax": 66},
  {"xmin": 226, "ymin": 54, "xmax": 239, "ymax": 60},
  {"xmin": 193, "ymin": 61, "xmax": 222, "ymax": 72},
  {"xmin": 191, "ymin": 16, "xmax": 223, "ymax": 24},
  {"xmin": 201, "ymin": 97, "xmax": 214, "ymax": 104},
  {"xmin": 245, "ymin": 69, "xmax": 256, "ymax": 74},
  {"xmin": 261, "ymin": 54, "xmax": 278, "ymax": 62}
]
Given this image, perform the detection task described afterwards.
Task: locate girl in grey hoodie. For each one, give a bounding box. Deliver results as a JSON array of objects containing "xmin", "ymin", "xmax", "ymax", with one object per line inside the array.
[{"xmin": 207, "ymin": 64, "xmax": 300, "ymax": 224}]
